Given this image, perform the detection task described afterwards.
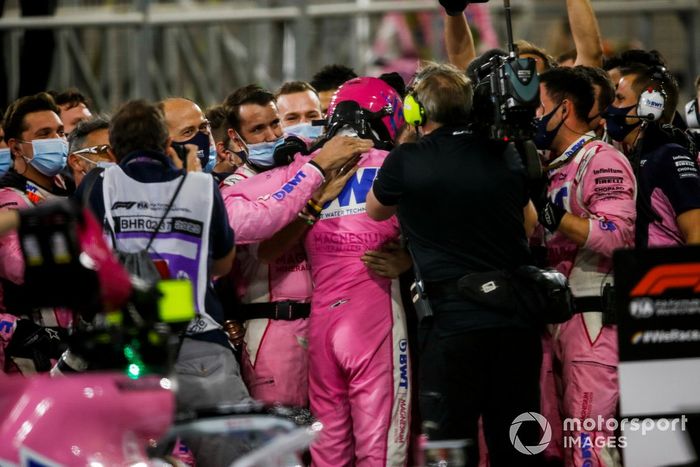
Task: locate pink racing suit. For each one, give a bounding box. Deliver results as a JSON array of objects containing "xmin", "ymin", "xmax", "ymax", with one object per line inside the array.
[
  {"xmin": 220, "ymin": 160, "xmax": 312, "ymax": 407},
  {"xmin": 304, "ymin": 148, "xmax": 410, "ymax": 467},
  {"xmin": 0, "ymin": 182, "xmax": 74, "ymax": 374},
  {"xmin": 542, "ymin": 133, "xmax": 636, "ymax": 467},
  {"xmin": 221, "ymin": 160, "xmax": 325, "ymax": 246}
]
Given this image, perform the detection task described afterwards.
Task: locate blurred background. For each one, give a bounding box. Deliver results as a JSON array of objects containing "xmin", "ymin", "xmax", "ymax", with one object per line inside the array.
[{"xmin": 0, "ymin": 0, "xmax": 698, "ymax": 111}]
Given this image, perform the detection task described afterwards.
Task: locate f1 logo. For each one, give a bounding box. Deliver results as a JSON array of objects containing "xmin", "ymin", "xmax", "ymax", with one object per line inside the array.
[{"xmin": 630, "ymin": 263, "xmax": 700, "ymax": 297}]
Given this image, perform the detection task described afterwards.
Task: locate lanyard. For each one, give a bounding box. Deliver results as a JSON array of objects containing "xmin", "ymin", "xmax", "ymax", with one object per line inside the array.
[{"xmin": 545, "ymin": 135, "xmax": 599, "ymax": 172}]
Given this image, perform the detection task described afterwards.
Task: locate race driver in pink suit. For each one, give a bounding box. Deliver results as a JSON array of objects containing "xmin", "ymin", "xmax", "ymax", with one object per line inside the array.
[
  {"xmin": 303, "ymin": 77, "xmax": 411, "ymax": 466},
  {"xmin": 534, "ymin": 67, "xmax": 636, "ymax": 467},
  {"xmin": 219, "ymin": 85, "xmax": 372, "ymax": 406}
]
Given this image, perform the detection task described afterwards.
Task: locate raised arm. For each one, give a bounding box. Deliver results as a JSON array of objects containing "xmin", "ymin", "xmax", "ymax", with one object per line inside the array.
[{"xmin": 569, "ymin": 0, "xmax": 603, "ymax": 68}]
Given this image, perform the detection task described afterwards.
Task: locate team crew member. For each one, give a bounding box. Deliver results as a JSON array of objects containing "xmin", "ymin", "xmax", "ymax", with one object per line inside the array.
[
  {"xmin": 160, "ymin": 97, "xmax": 215, "ymax": 172},
  {"xmin": 275, "ymin": 81, "xmax": 324, "ymax": 140},
  {"xmin": 534, "ymin": 67, "xmax": 636, "ymax": 467},
  {"xmin": 0, "ymin": 93, "xmax": 72, "ymax": 374},
  {"xmin": 369, "ymin": 63, "xmax": 541, "ymax": 467},
  {"xmin": 220, "ymin": 85, "xmax": 372, "ymax": 406},
  {"xmin": 66, "ymin": 116, "xmax": 115, "ymax": 187},
  {"xmin": 606, "ymin": 65, "xmax": 700, "ymax": 246},
  {"xmin": 310, "ymin": 64, "xmax": 358, "ymax": 115},
  {"xmin": 306, "ymin": 77, "xmax": 410, "ymax": 466},
  {"xmin": 220, "ymin": 84, "xmax": 313, "ymax": 407},
  {"xmin": 80, "ymin": 100, "xmax": 248, "ymax": 465}
]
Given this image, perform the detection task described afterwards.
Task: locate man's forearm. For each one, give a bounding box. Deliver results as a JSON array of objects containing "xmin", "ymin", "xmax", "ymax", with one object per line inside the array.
[
  {"xmin": 445, "ymin": 13, "xmax": 476, "ymax": 71},
  {"xmin": 568, "ymin": 0, "xmax": 603, "ymax": 67}
]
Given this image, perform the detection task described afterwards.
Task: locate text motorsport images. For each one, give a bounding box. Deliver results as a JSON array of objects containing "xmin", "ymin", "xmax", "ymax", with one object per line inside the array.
[{"xmin": 509, "ymin": 412, "xmax": 688, "ymax": 455}]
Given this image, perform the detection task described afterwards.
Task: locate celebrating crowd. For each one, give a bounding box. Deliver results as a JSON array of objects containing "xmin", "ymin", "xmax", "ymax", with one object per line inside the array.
[{"xmin": 1, "ymin": 0, "xmax": 700, "ymax": 466}]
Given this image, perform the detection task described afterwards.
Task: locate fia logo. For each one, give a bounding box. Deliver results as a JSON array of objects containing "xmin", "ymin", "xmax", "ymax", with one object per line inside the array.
[{"xmin": 321, "ymin": 167, "xmax": 378, "ymax": 219}]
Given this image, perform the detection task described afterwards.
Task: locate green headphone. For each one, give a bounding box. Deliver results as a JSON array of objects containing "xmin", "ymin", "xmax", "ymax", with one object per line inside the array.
[{"xmin": 403, "ymin": 93, "xmax": 426, "ymax": 126}]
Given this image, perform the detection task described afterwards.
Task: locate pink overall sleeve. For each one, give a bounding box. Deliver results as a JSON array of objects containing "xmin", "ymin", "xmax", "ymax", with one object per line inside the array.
[
  {"xmin": 581, "ymin": 144, "xmax": 637, "ymax": 257},
  {"xmin": 222, "ymin": 162, "xmax": 324, "ymax": 245}
]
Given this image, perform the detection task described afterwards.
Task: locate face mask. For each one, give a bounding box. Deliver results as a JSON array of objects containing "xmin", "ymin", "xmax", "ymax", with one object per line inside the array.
[
  {"xmin": 203, "ymin": 144, "xmax": 217, "ymax": 173},
  {"xmin": 23, "ymin": 138, "xmax": 68, "ymax": 176},
  {"xmin": 685, "ymin": 99, "xmax": 699, "ymax": 129},
  {"xmin": 75, "ymin": 153, "xmax": 114, "ymax": 171},
  {"xmin": 284, "ymin": 122, "xmax": 324, "ymax": 141},
  {"xmin": 533, "ymin": 103, "xmax": 565, "ymax": 150},
  {"xmin": 605, "ymin": 104, "xmax": 642, "ymax": 142},
  {"xmin": 246, "ymin": 136, "xmax": 285, "ymax": 168},
  {"xmin": 174, "ymin": 131, "xmax": 211, "ymax": 168},
  {"xmin": 0, "ymin": 148, "xmax": 11, "ymax": 175}
]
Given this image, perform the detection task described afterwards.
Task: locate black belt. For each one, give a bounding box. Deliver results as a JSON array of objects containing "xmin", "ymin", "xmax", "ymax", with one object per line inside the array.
[
  {"xmin": 572, "ymin": 296, "xmax": 617, "ymax": 325},
  {"xmin": 238, "ymin": 301, "xmax": 310, "ymax": 321},
  {"xmin": 423, "ymin": 280, "xmax": 460, "ymax": 297},
  {"xmin": 572, "ymin": 296, "xmax": 605, "ymax": 312}
]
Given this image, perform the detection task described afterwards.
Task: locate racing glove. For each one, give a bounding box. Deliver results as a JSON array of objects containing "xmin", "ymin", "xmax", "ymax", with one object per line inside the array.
[
  {"xmin": 439, "ymin": 0, "xmax": 469, "ymax": 16},
  {"xmin": 5, "ymin": 319, "xmax": 68, "ymax": 372},
  {"xmin": 538, "ymin": 200, "xmax": 566, "ymax": 233}
]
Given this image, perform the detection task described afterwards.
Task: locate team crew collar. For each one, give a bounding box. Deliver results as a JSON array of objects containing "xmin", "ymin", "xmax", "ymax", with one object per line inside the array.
[
  {"xmin": 120, "ymin": 150, "xmax": 175, "ymax": 168},
  {"xmin": 547, "ymin": 131, "xmax": 597, "ymax": 170}
]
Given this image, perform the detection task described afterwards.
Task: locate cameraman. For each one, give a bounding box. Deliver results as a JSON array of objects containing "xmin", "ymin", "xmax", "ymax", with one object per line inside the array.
[{"xmin": 367, "ymin": 63, "xmax": 542, "ymax": 466}]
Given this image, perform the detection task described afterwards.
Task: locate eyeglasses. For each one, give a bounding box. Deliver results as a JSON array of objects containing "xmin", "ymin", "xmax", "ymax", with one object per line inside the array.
[{"xmin": 71, "ymin": 144, "xmax": 111, "ymax": 156}]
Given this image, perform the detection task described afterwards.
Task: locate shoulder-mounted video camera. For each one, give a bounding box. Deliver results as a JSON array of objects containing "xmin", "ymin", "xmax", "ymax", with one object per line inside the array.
[{"xmin": 471, "ymin": 0, "xmax": 539, "ymax": 142}]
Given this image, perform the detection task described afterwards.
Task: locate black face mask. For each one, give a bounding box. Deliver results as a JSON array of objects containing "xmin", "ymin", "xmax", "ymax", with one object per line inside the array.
[
  {"xmin": 604, "ymin": 104, "xmax": 642, "ymax": 142},
  {"xmin": 172, "ymin": 131, "xmax": 211, "ymax": 167}
]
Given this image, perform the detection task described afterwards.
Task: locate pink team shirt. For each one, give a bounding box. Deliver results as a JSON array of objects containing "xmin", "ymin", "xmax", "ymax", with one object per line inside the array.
[{"xmin": 546, "ymin": 133, "xmax": 636, "ymax": 296}]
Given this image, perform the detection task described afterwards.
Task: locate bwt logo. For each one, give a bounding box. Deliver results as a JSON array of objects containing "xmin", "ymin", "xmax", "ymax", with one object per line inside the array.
[
  {"xmin": 0, "ymin": 320, "xmax": 14, "ymax": 333},
  {"xmin": 272, "ymin": 170, "xmax": 307, "ymax": 201},
  {"xmin": 643, "ymin": 98, "xmax": 664, "ymax": 109},
  {"xmin": 398, "ymin": 339, "xmax": 409, "ymax": 390},
  {"xmin": 580, "ymin": 433, "xmax": 594, "ymax": 467},
  {"xmin": 324, "ymin": 167, "xmax": 377, "ymax": 210}
]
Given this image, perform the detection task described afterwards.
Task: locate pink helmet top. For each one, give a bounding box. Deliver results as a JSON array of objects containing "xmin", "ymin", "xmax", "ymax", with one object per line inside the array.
[{"xmin": 327, "ymin": 76, "xmax": 405, "ymax": 142}]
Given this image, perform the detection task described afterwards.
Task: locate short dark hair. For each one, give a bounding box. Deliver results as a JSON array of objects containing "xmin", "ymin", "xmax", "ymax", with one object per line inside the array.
[
  {"xmin": 602, "ymin": 49, "xmax": 667, "ymax": 72},
  {"xmin": 694, "ymin": 74, "xmax": 700, "ymax": 91},
  {"xmin": 205, "ymin": 104, "xmax": 227, "ymax": 143},
  {"xmin": 3, "ymin": 92, "xmax": 60, "ymax": 143},
  {"xmin": 276, "ymin": 81, "xmax": 319, "ymax": 98},
  {"xmin": 620, "ymin": 64, "xmax": 678, "ymax": 125},
  {"xmin": 557, "ymin": 49, "xmax": 577, "ymax": 65},
  {"xmin": 576, "ymin": 65, "xmax": 615, "ymax": 114},
  {"xmin": 109, "ymin": 100, "xmax": 169, "ymax": 161},
  {"xmin": 68, "ymin": 115, "xmax": 110, "ymax": 153},
  {"xmin": 223, "ymin": 84, "xmax": 276, "ymax": 133},
  {"xmin": 49, "ymin": 88, "xmax": 90, "ymax": 110},
  {"xmin": 514, "ymin": 40, "xmax": 556, "ymax": 70},
  {"xmin": 539, "ymin": 67, "xmax": 595, "ymax": 121},
  {"xmin": 310, "ymin": 65, "xmax": 358, "ymax": 93}
]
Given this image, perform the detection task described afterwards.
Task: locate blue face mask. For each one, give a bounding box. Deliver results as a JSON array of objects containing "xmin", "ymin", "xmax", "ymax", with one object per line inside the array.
[
  {"xmin": 533, "ymin": 102, "xmax": 565, "ymax": 150},
  {"xmin": 246, "ymin": 136, "xmax": 285, "ymax": 169},
  {"xmin": 24, "ymin": 138, "xmax": 68, "ymax": 176},
  {"xmin": 203, "ymin": 144, "xmax": 217, "ymax": 173},
  {"xmin": 604, "ymin": 104, "xmax": 642, "ymax": 142},
  {"xmin": 284, "ymin": 123, "xmax": 323, "ymax": 141},
  {"xmin": 0, "ymin": 148, "xmax": 11, "ymax": 175}
]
